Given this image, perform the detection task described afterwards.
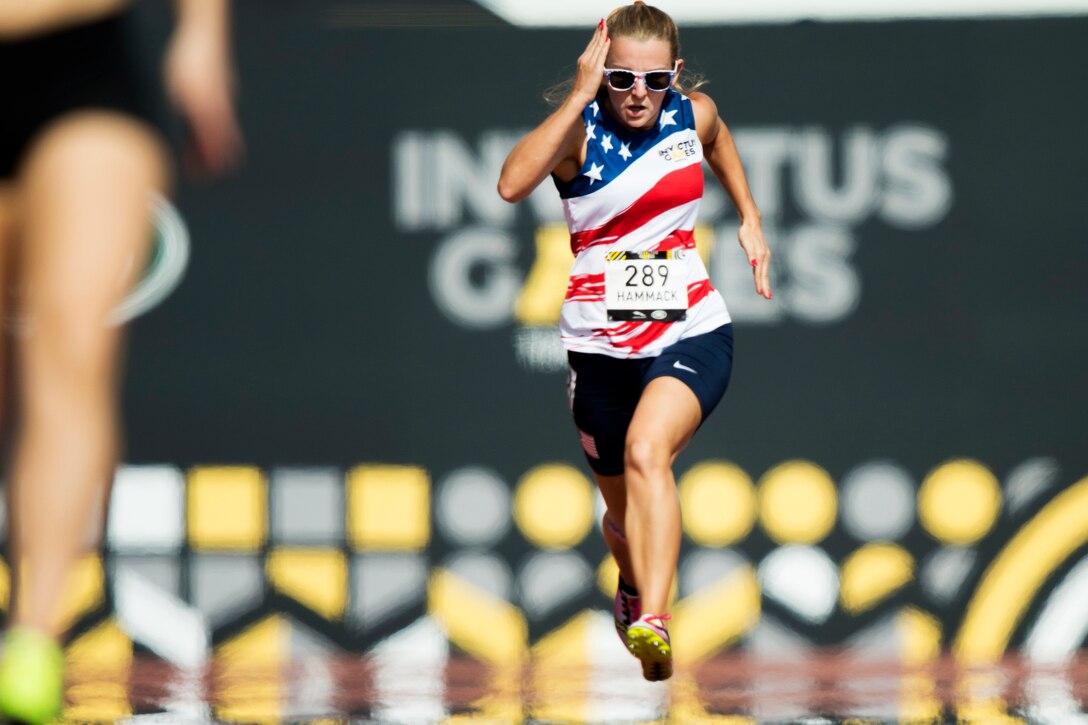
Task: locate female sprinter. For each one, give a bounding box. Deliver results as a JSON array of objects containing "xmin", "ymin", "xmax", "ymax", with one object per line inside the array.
[
  {"xmin": 498, "ymin": 2, "xmax": 771, "ymax": 681},
  {"xmin": 0, "ymin": 1, "xmax": 242, "ymax": 721}
]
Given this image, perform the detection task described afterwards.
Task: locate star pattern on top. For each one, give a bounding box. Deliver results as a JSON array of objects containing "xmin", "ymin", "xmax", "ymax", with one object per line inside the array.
[
  {"xmin": 601, "ymin": 134, "xmax": 614, "ymax": 153},
  {"xmin": 586, "ymin": 121, "xmax": 597, "ymax": 140},
  {"xmin": 590, "ymin": 101, "xmax": 599, "ymax": 117},
  {"xmin": 584, "ymin": 162, "xmax": 604, "ymax": 184},
  {"xmin": 659, "ymin": 109, "xmax": 678, "ymax": 130},
  {"xmin": 618, "ymin": 142, "xmax": 632, "ymax": 161}
]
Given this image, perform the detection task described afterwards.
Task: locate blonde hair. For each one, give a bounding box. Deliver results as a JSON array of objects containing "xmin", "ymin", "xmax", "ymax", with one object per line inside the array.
[
  {"xmin": 607, "ymin": 1, "xmax": 679, "ymax": 65},
  {"xmin": 545, "ymin": 1, "xmax": 706, "ymax": 105}
]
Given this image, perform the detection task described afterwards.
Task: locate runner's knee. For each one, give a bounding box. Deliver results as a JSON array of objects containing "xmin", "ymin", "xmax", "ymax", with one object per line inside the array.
[{"xmin": 624, "ymin": 437, "xmax": 669, "ymax": 481}]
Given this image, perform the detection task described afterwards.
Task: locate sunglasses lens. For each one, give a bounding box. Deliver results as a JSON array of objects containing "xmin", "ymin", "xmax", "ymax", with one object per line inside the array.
[
  {"xmin": 645, "ymin": 72, "xmax": 672, "ymax": 91},
  {"xmin": 607, "ymin": 71, "xmax": 636, "ymax": 90}
]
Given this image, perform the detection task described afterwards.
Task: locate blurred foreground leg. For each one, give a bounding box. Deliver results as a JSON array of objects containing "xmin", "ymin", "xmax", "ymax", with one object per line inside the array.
[{"xmin": 0, "ymin": 111, "xmax": 165, "ymax": 723}]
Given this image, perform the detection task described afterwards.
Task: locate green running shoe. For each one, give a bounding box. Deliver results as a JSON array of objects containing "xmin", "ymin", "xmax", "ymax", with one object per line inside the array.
[{"xmin": 0, "ymin": 627, "xmax": 64, "ymax": 724}]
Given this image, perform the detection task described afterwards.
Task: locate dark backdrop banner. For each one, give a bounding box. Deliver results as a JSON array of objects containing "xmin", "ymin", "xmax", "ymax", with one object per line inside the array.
[
  {"xmin": 126, "ymin": 9, "xmax": 1087, "ymax": 476},
  {"xmin": 51, "ymin": 2, "xmax": 1088, "ymax": 671}
]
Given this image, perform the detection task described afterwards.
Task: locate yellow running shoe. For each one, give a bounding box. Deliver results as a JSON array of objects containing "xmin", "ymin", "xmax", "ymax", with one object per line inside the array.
[
  {"xmin": 0, "ymin": 627, "xmax": 64, "ymax": 724},
  {"xmin": 625, "ymin": 613, "xmax": 672, "ymax": 681}
]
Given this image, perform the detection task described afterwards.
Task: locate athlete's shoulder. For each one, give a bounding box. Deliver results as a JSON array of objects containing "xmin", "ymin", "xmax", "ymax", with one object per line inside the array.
[
  {"xmin": 686, "ymin": 92, "xmax": 720, "ymax": 142},
  {"xmin": 686, "ymin": 92, "xmax": 719, "ymax": 119}
]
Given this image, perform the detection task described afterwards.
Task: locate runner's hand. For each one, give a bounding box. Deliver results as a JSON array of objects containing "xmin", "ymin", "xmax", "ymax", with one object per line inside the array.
[
  {"xmin": 165, "ymin": 26, "xmax": 244, "ymax": 177},
  {"xmin": 738, "ymin": 220, "xmax": 772, "ymax": 299},
  {"xmin": 571, "ymin": 19, "xmax": 609, "ymax": 105}
]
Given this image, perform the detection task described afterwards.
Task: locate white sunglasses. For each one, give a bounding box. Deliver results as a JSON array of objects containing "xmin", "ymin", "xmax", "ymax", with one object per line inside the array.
[{"xmin": 603, "ymin": 62, "xmax": 678, "ymax": 92}]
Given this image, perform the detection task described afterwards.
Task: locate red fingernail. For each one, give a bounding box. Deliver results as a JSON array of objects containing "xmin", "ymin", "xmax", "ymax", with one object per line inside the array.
[
  {"xmin": 599, "ymin": 18, "xmax": 604, "ymax": 28},
  {"xmin": 751, "ymin": 259, "xmax": 758, "ymax": 267}
]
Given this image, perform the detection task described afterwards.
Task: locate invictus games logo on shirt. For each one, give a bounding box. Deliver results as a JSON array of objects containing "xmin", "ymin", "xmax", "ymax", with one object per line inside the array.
[
  {"xmin": 392, "ymin": 125, "xmax": 953, "ymax": 372},
  {"xmin": 659, "ymin": 138, "xmax": 698, "ymax": 162}
]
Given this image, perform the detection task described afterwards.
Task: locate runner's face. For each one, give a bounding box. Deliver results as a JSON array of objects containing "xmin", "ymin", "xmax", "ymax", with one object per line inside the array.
[{"xmin": 604, "ymin": 36, "xmax": 678, "ymax": 131}]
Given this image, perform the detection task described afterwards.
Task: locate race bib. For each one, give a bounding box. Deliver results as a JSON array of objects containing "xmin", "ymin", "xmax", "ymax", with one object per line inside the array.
[{"xmin": 604, "ymin": 250, "xmax": 688, "ymax": 322}]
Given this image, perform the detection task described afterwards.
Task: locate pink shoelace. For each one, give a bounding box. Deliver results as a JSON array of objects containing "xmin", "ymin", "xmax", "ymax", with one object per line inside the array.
[{"xmin": 639, "ymin": 613, "xmax": 672, "ymax": 631}]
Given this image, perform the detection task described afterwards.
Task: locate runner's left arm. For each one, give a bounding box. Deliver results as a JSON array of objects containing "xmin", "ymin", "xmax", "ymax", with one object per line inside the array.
[{"xmin": 691, "ymin": 92, "xmax": 771, "ymax": 299}]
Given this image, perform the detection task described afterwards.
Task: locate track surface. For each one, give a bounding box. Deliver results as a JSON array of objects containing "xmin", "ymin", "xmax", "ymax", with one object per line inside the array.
[{"xmin": 56, "ymin": 652, "xmax": 1088, "ymax": 723}]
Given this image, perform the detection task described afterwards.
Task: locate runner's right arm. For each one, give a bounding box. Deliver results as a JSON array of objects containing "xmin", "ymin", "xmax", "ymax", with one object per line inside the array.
[
  {"xmin": 497, "ymin": 20, "xmax": 610, "ymax": 203},
  {"xmin": 498, "ymin": 98, "xmax": 587, "ymax": 203}
]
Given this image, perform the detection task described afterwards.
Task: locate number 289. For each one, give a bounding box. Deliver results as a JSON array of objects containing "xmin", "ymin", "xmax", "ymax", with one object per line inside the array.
[{"xmin": 625, "ymin": 264, "xmax": 669, "ymax": 287}]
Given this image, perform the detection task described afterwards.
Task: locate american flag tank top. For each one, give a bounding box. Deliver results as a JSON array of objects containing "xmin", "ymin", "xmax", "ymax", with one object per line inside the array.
[{"xmin": 552, "ymin": 89, "xmax": 731, "ymax": 359}]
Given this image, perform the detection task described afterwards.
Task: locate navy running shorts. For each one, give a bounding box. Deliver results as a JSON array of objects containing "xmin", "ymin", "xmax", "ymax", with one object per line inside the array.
[{"xmin": 567, "ymin": 323, "xmax": 734, "ymax": 476}]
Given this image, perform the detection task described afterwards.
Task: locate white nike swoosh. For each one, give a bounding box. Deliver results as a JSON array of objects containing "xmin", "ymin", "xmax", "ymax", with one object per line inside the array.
[{"xmin": 673, "ymin": 361, "xmax": 697, "ymax": 374}]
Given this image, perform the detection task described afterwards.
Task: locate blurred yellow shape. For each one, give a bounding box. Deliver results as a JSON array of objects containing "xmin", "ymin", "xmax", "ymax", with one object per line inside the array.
[
  {"xmin": 694, "ymin": 222, "xmax": 716, "ymax": 266},
  {"xmin": 515, "ymin": 223, "xmax": 570, "ymax": 325},
  {"xmin": 65, "ymin": 620, "xmax": 134, "ymax": 723},
  {"xmin": 217, "ymin": 614, "xmax": 286, "ymax": 666},
  {"xmin": 597, "ymin": 553, "xmax": 621, "ymax": 598},
  {"xmin": 266, "ymin": 548, "xmax": 347, "ymax": 620},
  {"xmin": 672, "ymin": 565, "xmax": 760, "ymax": 665},
  {"xmin": 531, "ymin": 611, "xmax": 594, "ymax": 724},
  {"xmin": 918, "ymin": 459, "xmax": 1001, "ymax": 545},
  {"xmin": 216, "ymin": 615, "xmax": 285, "ymax": 725},
  {"xmin": 514, "ymin": 464, "xmax": 594, "ymax": 549},
  {"xmin": 347, "ymin": 465, "xmax": 430, "ymax": 550},
  {"xmin": 66, "ymin": 618, "xmax": 132, "ymax": 672},
  {"xmin": 898, "ymin": 669, "xmax": 942, "ymax": 723},
  {"xmin": 429, "ymin": 568, "xmax": 526, "ymax": 666},
  {"xmin": 955, "ymin": 474, "xmax": 1088, "ymax": 662},
  {"xmin": 54, "ymin": 554, "xmax": 104, "ymax": 633},
  {"xmin": 188, "ymin": 466, "xmax": 266, "ymax": 551},
  {"xmin": 65, "ymin": 681, "xmax": 132, "ymax": 724},
  {"xmin": 757, "ymin": 460, "xmax": 837, "ymax": 545},
  {"xmin": 680, "ymin": 460, "xmax": 756, "ymax": 546},
  {"xmin": 840, "ymin": 542, "xmax": 914, "ymax": 614},
  {"xmin": 897, "ymin": 606, "xmax": 942, "ymax": 665}
]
